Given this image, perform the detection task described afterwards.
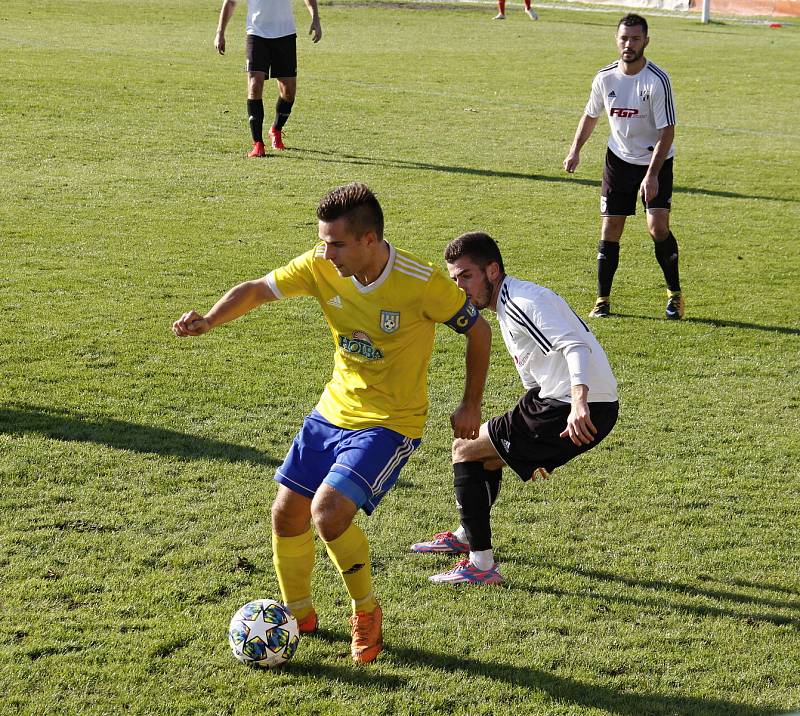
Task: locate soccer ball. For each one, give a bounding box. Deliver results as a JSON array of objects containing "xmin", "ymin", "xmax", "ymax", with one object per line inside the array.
[{"xmin": 228, "ymin": 599, "xmax": 300, "ymax": 668}]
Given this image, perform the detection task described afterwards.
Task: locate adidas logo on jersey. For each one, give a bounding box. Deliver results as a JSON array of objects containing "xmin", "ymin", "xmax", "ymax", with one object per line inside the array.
[
  {"xmin": 608, "ymin": 90, "xmax": 616, "ymax": 98},
  {"xmin": 327, "ymin": 295, "xmax": 343, "ymax": 308},
  {"xmin": 501, "ymin": 439, "xmax": 511, "ymax": 452}
]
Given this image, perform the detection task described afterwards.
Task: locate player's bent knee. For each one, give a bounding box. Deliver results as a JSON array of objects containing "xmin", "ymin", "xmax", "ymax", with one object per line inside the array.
[
  {"xmin": 271, "ymin": 487, "xmax": 312, "ymax": 536},
  {"xmin": 311, "ymin": 485, "xmax": 358, "ymax": 542},
  {"xmin": 311, "ymin": 510, "xmax": 352, "ymax": 542},
  {"xmin": 452, "ymin": 431, "xmax": 499, "ymax": 465},
  {"xmin": 271, "ymin": 502, "xmax": 310, "ymax": 537},
  {"xmin": 451, "ymin": 438, "xmax": 465, "ymax": 463}
]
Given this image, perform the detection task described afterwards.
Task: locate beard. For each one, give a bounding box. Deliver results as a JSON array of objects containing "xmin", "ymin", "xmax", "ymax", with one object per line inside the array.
[
  {"xmin": 471, "ymin": 275, "xmax": 495, "ymax": 310},
  {"xmin": 621, "ymin": 47, "xmax": 644, "ymax": 63}
]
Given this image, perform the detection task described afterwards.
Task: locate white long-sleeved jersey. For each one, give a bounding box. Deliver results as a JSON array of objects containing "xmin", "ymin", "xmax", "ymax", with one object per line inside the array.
[{"xmin": 496, "ymin": 277, "xmax": 617, "ymax": 404}]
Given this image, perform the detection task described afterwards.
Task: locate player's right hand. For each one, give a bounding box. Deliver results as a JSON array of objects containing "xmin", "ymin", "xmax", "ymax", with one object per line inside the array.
[
  {"xmin": 308, "ymin": 17, "xmax": 322, "ymax": 43},
  {"xmin": 173, "ymin": 310, "xmax": 211, "ymax": 337},
  {"xmin": 563, "ymin": 152, "xmax": 580, "ymax": 173},
  {"xmin": 215, "ymin": 32, "xmax": 226, "ymax": 55}
]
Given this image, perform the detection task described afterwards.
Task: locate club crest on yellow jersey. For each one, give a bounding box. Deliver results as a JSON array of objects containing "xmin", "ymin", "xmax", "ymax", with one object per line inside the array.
[{"xmin": 380, "ymin": 310, "xmax": 400, "ymax": 333}]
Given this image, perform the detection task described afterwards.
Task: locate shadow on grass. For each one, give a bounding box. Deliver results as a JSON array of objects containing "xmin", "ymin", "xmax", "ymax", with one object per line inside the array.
[
  {"xmin": 290, "ymin": 660, "xmax": 406, "ymax": 689},
  {"xmin": 516, "ymin": 559, "xmax": 800, "ymax": 630},
  {"xmin": 704, "ymin": 575, "xmax": 800, "ymax": 598},
  {"xmin": 613, "ymin": 313, "xmax": 800, "ymax": 335},
  {"xmin": 0, "ymin": 404, "xmax": 278, "ymax": 466},
  {"xmin": 386, "ymin": 644, "xmax": 778, "ymax": 716},
  {"xmin": 287, "ymin": 148, "xmax": 798, "ymax": 204},
  {"xmin": 566, "ymin": 562, "xmax": 800, "ymax": 614}
]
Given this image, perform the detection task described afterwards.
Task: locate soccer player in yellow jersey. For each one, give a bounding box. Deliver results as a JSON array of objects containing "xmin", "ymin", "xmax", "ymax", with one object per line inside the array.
[{"xmin": 173, "ymin": 183, "xmax": 491, "ymax": 663}]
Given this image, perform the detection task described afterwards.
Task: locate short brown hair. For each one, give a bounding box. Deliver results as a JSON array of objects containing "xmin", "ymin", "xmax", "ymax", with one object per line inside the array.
[
  {"xmin": 444, "ymin": 232, "xmax": 505, "ymax": 273},
  {"xmin": 316, "ymin": 183, "xmax": 384, "ymax": 240},
  {"xmin": 618, "ymin": 13, "xmax": 648, "ymax": 36}
]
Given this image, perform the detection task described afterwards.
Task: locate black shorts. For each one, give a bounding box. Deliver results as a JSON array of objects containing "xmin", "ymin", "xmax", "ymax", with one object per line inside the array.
[
  {"xmin": 487, "ymin": 387, "xmax": 618, "ymax": 481},
  {"xmin": 601, "ymin": 148, "xmax": 673, "ymax": 216},
  {"xmin": 245, "ymin": 33, "xmax": 297, "ymax": 78}
]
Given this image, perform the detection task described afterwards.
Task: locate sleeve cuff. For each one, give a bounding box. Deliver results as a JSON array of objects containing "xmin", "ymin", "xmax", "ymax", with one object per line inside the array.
[
  {"xmin": 563, "ymin": 344, "xmax": 591, "ymax": 387},
  {"xmin": 265, "ymin": 271, "xmax": 283, "ymax": 299}
]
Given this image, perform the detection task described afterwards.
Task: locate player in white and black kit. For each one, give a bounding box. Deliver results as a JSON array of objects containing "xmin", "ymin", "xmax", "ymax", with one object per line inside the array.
[
  {"xmin": 564, "ymin": 14, "xmax": 684, "ymax": 320},
  {"xmin": 215, "ymin": 0, "xmax": 322, "ymax": 157},
  {"xmin": 411, "ymin": 233, "xmax": 618, "ymax": 585}
]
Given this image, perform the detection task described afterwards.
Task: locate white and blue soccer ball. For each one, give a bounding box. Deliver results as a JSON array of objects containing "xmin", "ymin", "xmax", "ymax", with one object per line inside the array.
[{"xmin": 228, "ymin": 599, "xmax": 300, "ymax": 668}]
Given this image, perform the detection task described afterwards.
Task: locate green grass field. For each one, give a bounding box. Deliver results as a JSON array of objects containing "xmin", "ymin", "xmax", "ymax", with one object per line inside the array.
[{"xmin": 1, "ymin": 0, "xmax": 799, "ymax": 713}]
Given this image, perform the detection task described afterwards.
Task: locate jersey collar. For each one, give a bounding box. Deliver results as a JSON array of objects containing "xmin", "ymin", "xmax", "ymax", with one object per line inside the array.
[{"xmin": 350, "ymin": 243, "xmax": 395, "ymax": 294}]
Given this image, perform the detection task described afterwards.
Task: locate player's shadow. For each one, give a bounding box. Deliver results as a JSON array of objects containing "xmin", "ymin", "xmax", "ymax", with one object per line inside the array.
[
  {"xmin": 288, "ymin": 148, "xmax": 798, "ymax": 204},
  {"xmin": 613, "ymin": 313, "xmax": 800, "ymax": 335},
  {"xmin": 551, "ymin": 561, "xmax": 800, "ymax": 612},
  {"xmin": 508, "ymin": 558, "xmax": 800, "ymax": 631},
  {"xmin": 288, "ymin": 659, "xmax": 405, "ymax": 689},
  {"xmin": 285, "ymin": 627, "xmax": 407, "ymax": 687},
  {"xmin": 706, "ymin": 575, "xmax": 800, "ymax": 598},
  {"xmin": 0, "ymin": 404, "xmax": 278, "ymax": 466},
  {"xmin": 289, "ymin": 147, "xmax": 596, "ymax": 188},
  {"xmin": 386, "ymin": 644, "xmax": 777, "ymax": 716}
]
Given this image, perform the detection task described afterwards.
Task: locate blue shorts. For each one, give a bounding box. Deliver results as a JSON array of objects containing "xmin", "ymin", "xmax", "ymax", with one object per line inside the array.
[{"xmin": 274, "ymin": 411, "xmax": 421, "ymax": 515}]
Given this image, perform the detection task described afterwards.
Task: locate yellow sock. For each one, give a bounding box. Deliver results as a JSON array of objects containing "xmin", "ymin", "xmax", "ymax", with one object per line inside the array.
[
  {"xmin": 323, "ymin": 523, "xmax": 378, "ymax": 614},
  {"xmin": 272, "ymin": 529, "xmax": 315, "ymax": 620}
]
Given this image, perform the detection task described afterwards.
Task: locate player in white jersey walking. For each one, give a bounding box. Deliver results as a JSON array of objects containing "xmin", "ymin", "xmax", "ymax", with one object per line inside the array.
[
  {"xmin": 564, "ymin": 14, "xmax": 684, "ymax": 320},
  {"xmin": 411, "ymin": 232, "xmax": 619, "ymax": 585},
  {"xmin": 214, "ymin": 0, "xmax": 322, "ymax": 156}
]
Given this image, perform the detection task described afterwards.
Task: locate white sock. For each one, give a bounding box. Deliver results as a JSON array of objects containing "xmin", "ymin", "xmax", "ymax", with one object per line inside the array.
[
  {"xmin": 470, "ymin": 549, "xmax": 494, "ymax": 571},
  {"xmin": 453, "ymin": 525, "xmax": 467, "ymax": 542}
]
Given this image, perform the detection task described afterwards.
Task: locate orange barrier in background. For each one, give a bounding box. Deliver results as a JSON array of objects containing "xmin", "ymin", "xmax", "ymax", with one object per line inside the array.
[{"xmin": 690, "ymin": 0, "xmax": 799, "ymax": 15}]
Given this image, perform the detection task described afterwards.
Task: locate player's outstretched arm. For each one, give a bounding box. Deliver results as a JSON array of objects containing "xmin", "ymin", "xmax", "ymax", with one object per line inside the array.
[
  {"xmin": 450, "ymin": 315, "xmax": 491, "ymax": 440},
  {"xmin": 172, "ymin": 278, "xmax": 277, "ymax": 338},
  {"xmin": 304, "ymin": 0, "xmax": 322, "ymax": 42},
  {"xmin": 564, "ymin": 114, "xmax": 599, "ymax": 173}
]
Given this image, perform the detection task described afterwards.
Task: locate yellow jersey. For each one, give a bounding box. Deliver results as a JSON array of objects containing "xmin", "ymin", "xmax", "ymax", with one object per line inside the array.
[{"xmin": 266, "ymin": 243, "xmax": 473, "ymax": 438}]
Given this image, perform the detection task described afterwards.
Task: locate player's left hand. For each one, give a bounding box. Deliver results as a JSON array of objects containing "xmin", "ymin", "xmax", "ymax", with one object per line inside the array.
[
  {"xmin": 450, "ymin": 402, "xmax": 481, "ymax": 440},
  {"xmin": 640, "ymin": 173, "xmax": 659, "ymax": 205},
  {"xmin": 560, "ymin": 401, "xmax": 597, "ymax": 446},
  {"xmin": 309, "ymin": 17, "xmax": 322, "ymax": 43}
]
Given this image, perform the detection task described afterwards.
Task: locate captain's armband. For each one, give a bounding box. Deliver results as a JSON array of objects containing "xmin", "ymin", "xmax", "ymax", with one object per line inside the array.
[{"xmin": 444, "ymin": 299, "xmax": 479, "ymax": 334}]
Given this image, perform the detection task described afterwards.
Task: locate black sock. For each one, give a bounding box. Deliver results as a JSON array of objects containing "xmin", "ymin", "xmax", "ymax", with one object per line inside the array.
[
  {"xmin": 597, "ymin": 241, "xmax": 620, "ymax": 298},
  {"xmin": 273, "ymin": 97, "xmax": 294, "ymax": 131},
  {"xmin": 654, "ymin": 232, "xmax": 681, "ymax": 292},
  {"xmin": 453, "ymin": 462, "xmax": 502, "ymax": 552},
  {"xmin": 247, "ymin": 99, "xmax": 264, "ymax": 143}
]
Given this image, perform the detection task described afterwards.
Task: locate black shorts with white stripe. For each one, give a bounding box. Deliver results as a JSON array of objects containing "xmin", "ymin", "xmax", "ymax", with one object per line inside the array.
[
  {"xmin": 487, "ymin": 386, "xmax": 618, "ymax": 481},
  {"xmin": 601, "ymin": 148, "xmax": 673, "ymax": 216},
  {"xmin": 245, "ymin": 33, "xmax": 297, "ymax": 78}
]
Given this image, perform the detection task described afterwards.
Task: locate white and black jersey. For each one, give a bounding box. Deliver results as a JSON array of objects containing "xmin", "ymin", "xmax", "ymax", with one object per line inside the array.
[
  {"xmin": 585, "ymin": 59, "xmax": 676, "ymax": 166},
  {"xmin": 496, "ymin": 277, "xmax": 617, "ymax": 404},
  {"xmin": 246, "ymin": 0, "xmax": 296, "ymax": 39}
]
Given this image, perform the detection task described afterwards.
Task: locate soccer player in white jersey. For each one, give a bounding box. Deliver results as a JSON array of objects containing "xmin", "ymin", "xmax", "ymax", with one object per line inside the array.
[
  {"xmin": 173, "ymin": 184, "xmax": 491, "ymax": 661},
  {"xmin": 214, "ymin": 0, "xmax": 322, "ymax": 156},
  {"xmin": 564, "ymin": 14, "xmax": 684, "ymax": 321},
  {"xmin": 411, "ymin": 232, "xmax": 618, "ymax": 585}
]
